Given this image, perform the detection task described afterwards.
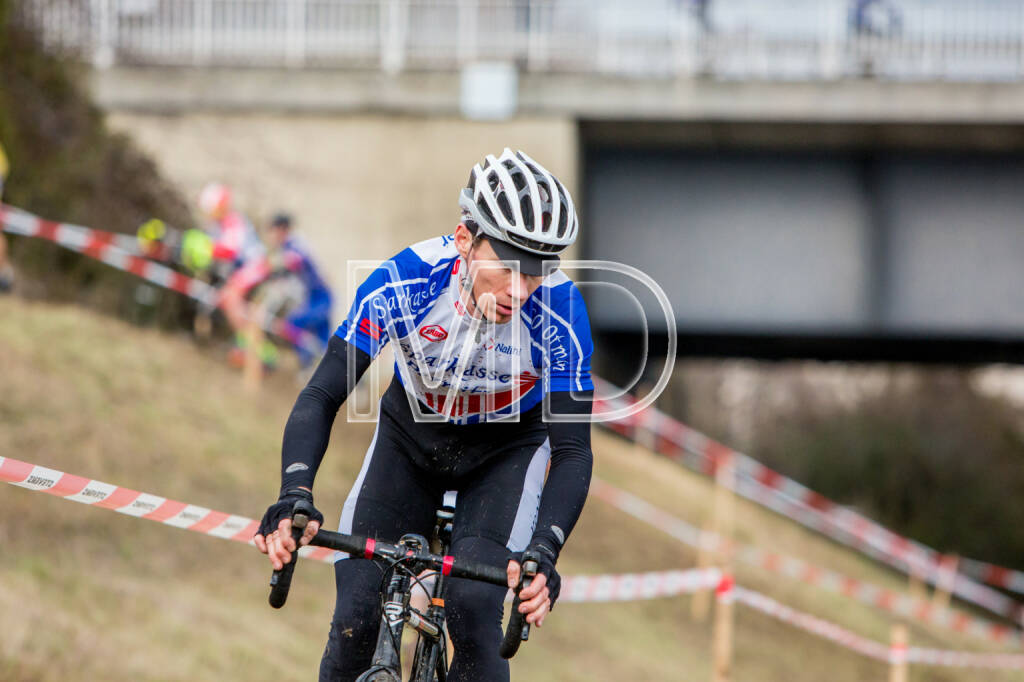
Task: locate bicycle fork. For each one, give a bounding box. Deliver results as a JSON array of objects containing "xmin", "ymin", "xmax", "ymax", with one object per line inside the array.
[{"xmin": 368, "ymin": 571, "xmax": 410, "ymax": 675}]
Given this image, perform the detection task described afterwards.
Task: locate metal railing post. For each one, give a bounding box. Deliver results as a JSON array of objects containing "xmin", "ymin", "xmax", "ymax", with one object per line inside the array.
[
  {"xmin": 1018, "ymin": 2, "xmax": 1024, "ymax": 78},
  {"xmin": 380, "ymin": 0, "xmax": 407, "ymax": 75},
  {"xmin": 819, "ymin": 0, "xmax": 843, "ymax": 79},
  {"xmin": 193, "ymin": 0, "xmax": 213, "ymax": 66},
  {"xmin": 91, "ymin": 0, "xmax": 116, "ymax": 68},
  {"xmin": 671, "ymin": 0, "xmax": 694, "ymax": 77},
  {"xmin": 286, "ymin": 0, "xmax": 308, "ymax": 68},
  {"xmin": 457, "ymin": 0, "xmax": 478, "ymax": 65},
  {"xmin": 526, "ymin": 0, "xmax": 549, "ymax": 72}
]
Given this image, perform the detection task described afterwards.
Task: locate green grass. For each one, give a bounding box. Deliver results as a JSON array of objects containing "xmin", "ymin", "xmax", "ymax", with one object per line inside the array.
[{"xmin": 1, "ymin": 296, "xmax": 1022, "ymax": 681}]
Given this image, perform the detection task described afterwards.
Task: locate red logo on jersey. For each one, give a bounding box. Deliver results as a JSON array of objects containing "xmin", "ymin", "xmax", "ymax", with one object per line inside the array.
[
  {"xmin": 419, "ymin": 324, "xmax": 448, "ymax": 342},
  {"xmin": 359, "ymin": 318, "xmax": 382, "ymax": 340}
]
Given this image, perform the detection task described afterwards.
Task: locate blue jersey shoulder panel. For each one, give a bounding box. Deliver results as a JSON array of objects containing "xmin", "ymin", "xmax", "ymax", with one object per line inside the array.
[
  {"xmin": 522, "ymin": 273, "xmax": 594, "ymax": 395},
  {"xmin": 335, "ymin": 236, "xmax": 457, "ymax": 358}
]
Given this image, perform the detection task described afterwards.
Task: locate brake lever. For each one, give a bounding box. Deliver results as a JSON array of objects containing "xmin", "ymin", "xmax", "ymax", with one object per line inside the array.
[
  {"xmin": 499, "ymin": 552, "xmax": 539, "ymax": 659},
  {"xmin": 268, "ymin": 506, "xmax": 310, "ymax": 609}
]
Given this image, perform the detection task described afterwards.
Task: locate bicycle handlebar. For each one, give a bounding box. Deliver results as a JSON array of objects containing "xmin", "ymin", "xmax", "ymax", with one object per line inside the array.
[
  {"xmin": 307, "ymin": 528, "xmax": 510, "ymax": 587},
  {"xmin": 498, "ymin": 552, "xmax": 538, "ymax": 659},
  {"xmin": 268, "ymin": 508, "xmax": 309, "ymax": 608},
  {"xmin": 266, "ymin": 504, "xmax": 536, "ymax": 658}
]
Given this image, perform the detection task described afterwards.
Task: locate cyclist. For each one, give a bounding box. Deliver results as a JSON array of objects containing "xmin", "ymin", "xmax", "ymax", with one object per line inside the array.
[
  {"xmin": 221, "ymin": 212, "xmax": 334, "ymax": 370},
  {"xmin": 136, "ymin": 183, "xmax": 265, "ymax": 278},
  {"xmin": 255, "ymin": 149, "xmax": 594, "ymax": 682},
  {"xmin": 196, "ymin": 182, "xmax": 265, "ymax": 279}
]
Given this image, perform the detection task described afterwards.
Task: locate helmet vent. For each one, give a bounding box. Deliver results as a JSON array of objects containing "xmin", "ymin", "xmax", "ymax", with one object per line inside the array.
[{"xmin": 520, "ymin": 197, "xmax": 535, "ymax": 232}]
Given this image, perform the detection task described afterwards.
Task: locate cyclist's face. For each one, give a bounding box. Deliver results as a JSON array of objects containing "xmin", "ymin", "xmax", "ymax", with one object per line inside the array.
[
  {"xmin": 267, "ymin": 225, "xmax": 288, "ymax": 248},
  {"xmin": 454, "ymin": 223, "xmax": 543, "ymax": 324}
]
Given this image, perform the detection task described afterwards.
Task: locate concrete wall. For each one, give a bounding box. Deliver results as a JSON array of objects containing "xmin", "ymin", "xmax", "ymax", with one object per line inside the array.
[
  {"xmin": 94, "ymin": 67, "xmax": 1024, "ymax": 123},
  {"xmin": 586, "ymin": 146, "xmax": 1024, "ymax": 340},
  {"xmin": 107, "ymin": 112, "xmax": 577, "ymax": 311}
]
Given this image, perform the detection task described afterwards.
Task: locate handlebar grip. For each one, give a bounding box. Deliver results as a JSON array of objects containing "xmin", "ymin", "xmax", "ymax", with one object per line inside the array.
[
  {"xmin": 447, "ymin": 560, "xmax": 508, "ymax": 587},
  {"xmin": 499, "ymin": 593, "xmax": 529, "ymax": 659},
  {"xmin": 499, "ymin": 557, "xmax": 538, "ymax": 659},
  {"xmin": 268, "ymin": 511, "xmax": 309, "ymax": 609}
]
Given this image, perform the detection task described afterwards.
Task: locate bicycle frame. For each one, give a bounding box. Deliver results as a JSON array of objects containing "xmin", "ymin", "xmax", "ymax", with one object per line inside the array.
[
  {"xmin": 357, "ymin": 508, "xmax": 454, "ymax": 682},
  {"xmin": 268, "ymin": 499, "xmax": 535, "ymax": 681}
]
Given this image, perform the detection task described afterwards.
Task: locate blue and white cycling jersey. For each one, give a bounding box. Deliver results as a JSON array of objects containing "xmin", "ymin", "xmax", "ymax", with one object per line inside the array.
[{"xmin": 335, "ymin": 235, "xmax": 594, "ymax": 424}]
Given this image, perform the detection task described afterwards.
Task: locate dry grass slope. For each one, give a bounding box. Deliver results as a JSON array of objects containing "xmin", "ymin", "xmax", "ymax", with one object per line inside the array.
[{"xmin": 1, "ymin": 297, "xmax": 1022, "ymax": 681}]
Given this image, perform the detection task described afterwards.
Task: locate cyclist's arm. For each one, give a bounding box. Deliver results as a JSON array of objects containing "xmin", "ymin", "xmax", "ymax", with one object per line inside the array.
[
  {"xmin": 279, "ymin": 334, "xmax": 373, "ymax": 493},
  {"xmin": 529, "ymin": 281, "xmax": 595, "ymax": 560},
  {"xmin": 531, "ymin": 389, "xmax": 593, "ymax": 561},
  {"xmin": 511, "ymin": 390, "xmax": 592, "ymax": 625},
  {"xmin": 279, "ymin": 249, "xmax": 425, "ymax": 490}
]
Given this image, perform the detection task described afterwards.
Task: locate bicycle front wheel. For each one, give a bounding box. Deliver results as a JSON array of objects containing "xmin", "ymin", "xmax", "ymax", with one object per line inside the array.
[
  {"xmin": 365, "ymin": 673, "xmax": 400, "ymax": 682},
  {"xmin": 355, "ymin": 668, "xmax": 401, "ymax": 682}
]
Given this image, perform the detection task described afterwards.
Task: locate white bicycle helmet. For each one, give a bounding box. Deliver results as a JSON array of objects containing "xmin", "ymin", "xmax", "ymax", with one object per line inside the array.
[
  {"xmin": 198, "ymin": 182, "xmax": 232, "ymax": 219},
  {"xmin": 459, "ymin": 149, "xmax": 578, "ymax": 259}
]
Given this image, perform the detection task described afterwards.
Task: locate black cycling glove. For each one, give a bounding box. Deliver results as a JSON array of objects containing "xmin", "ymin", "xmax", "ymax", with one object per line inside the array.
[
  {"xmin": 508, "ymin": 543, "xmax": 561, "ymax": 609},
  {"xmin": 257, "ymin": 488, "xmax": 324, "ymax": 539}
]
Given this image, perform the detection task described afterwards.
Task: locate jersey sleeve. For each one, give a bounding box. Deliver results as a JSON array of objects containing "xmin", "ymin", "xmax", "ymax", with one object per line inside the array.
[
  {"xmin": 537, "ymin": 282, "xmax": 595, "ymax": 394},
  {"xmin": 334, "ymin": 249, "xmax": 426, "ymax": 358}
]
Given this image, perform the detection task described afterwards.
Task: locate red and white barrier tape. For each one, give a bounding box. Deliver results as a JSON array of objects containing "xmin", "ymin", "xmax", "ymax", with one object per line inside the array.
[
  {"xmin": 906, "ymin": 647, "xmax": 1024, "ymax": 669},
  {"xmin": 561, "ymin": 567, "xmax": 722, "ymax": 603},
  {"xmin": 0, "ymin": 204, "xmax": 325, "ymax": 358},
  {"xmin": 734, "ymin": 585, "xmax": 1024, "ymax": 670},
  {"xmin": 0, "ymin": 455, "xmax": 336, "ymax": 563},
  {"xmin": 0, "ymin": 454, "xmax": 721, "ymax": 604},
  {"xmin": 0, "ymin": 204, "xmax": 217, "ymax": 304},
  {"xmin": 8, "ymin": 454, "xmax": 1024, "ymax": 668},
  {"xmin": 591, "ymin": 378, "xmax": 1024, "ymax": 616},
  {"xmin": 731, "ymin": 584, "xmax": 891, "ymax": 662},
  {"xmin": 590, "ymin": 478, "xmax": 1021, "ymax": 646}
]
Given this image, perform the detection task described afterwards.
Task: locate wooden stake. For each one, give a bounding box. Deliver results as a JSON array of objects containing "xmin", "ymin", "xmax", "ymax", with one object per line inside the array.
[
  {"xmin": 193, "ymin": 309, "xmax": 212, "ymax": 341},
  {"xmin": 243, "ymin": 307, "xmax": 264, "ymax": 392},
  {"xmin": 888, "ymin": 624, "xmax": 908, "ymax": 682},
  {"xmin": 712, "ymin": 454, "xmax": 736, "ymax": 566},
  {"xmin": 691, "ymin": 525, "xmax": 714, "ymax": 622},
  {"xmin": 931, "ymin": 554, "xmax": 959, "ymax": 613},
  {"xmin": 712, "ymin": 574, "xmax": 734, "ymax": 682},
  {"xmin": 693, "ymin": 453, "xmax": 736, "ymax": 622},
  {"xmin": 908, "ymin": 562, "xmax": 927, "ymax": 604}
]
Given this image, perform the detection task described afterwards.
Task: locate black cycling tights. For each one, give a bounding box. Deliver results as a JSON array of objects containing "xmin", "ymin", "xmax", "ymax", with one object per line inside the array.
[
  {"xmin": 317, "ymin": 395, "xmax": 550, "ymax": 682},
  {"xmin": 319, "ymin": 536, "xmax": 510, "ymax": 682}
]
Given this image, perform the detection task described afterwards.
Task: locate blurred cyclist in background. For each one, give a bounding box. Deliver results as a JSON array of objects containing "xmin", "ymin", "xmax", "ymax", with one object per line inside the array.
[
  {"xmin": 136, "ymin": 182, "xmax": 264, "ymax": 279},
  {"xmin": 196, "ymin": 182, "xmax": 265, "ymax": 279},
  {"xmin": 138, "ymin": 182, "xmax": 267, "ymax": 339},
  {"xmin": 221, "ymin": 212, "xmax": 333, "ymax": 371}
]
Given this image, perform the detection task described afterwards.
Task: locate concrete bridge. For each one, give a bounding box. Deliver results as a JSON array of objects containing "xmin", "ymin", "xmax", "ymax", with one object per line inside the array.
[{"xmin": 41, "ymin": 0, "xmax": 1022, "ymax": 363}]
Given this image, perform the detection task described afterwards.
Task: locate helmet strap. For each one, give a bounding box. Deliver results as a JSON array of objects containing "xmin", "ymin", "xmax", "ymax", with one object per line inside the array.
[{"xmin": 459, "ymin": 261, "xmax": 481, "ymax": 318}]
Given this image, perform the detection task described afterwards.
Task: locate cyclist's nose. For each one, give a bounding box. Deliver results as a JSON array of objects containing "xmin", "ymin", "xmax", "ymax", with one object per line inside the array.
[{"xmin": 507, "ymin": 272, "xmax": 529, "ymax": 303}]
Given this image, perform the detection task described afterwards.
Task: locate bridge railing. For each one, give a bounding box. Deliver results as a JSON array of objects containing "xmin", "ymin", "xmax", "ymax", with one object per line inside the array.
[{"xmin": 16, "ymin": 0, "xmax": 1024, "ymax": 80}]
